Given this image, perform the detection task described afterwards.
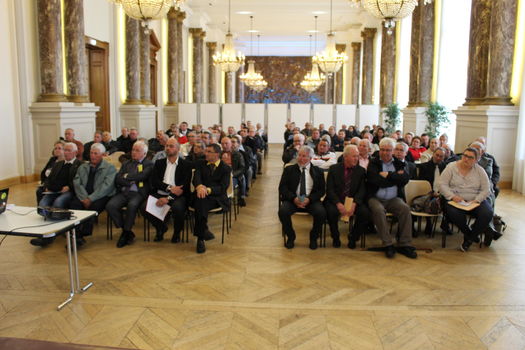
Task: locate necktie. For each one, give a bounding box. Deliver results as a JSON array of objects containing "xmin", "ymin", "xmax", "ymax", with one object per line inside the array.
[
  {"xmin": 343, "ymin": 167, "xmax": 352, "ymax": 198},
  {"xmin": 300, "ymin": 167, "xmax": 306, "ymax": 197},
  {"xmin": 208, "ymin": 163, "xmax": 216, "ymax": 174}
]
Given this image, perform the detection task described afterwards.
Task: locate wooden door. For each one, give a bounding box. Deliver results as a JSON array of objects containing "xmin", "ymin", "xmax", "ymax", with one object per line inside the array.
[{"xmin": 86, "ymin": 37, "xmax": 110, "ymax": 132}]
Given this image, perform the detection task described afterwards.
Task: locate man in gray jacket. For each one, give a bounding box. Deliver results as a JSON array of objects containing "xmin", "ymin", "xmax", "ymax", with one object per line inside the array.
[{"xmin": 71, "ymin": 143, "xmax": 117, "ymax": 246}]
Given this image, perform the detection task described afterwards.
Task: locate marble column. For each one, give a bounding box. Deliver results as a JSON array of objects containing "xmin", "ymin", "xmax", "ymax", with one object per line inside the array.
[
  {"xmin": 335, "ymin": 44, "xmax": 346, "ymax": 104},
  {"xmin": 36, "ymin": 0, "xmax": 67, "ymax": 102},
  {"xmin": 361, "ymin": 28, "xmax": 376, "ymax": 105},
  {"xmin": 417, "ymin": 0, "xmax": 434, "ymax": 105},
  {"xmin": 207, "ymin": 42, "xmax": 217, "ymax": 103},
  {"xmin": 408, "ymin": 0, "xmax": 434, "ymax": 106},
  {"xmin": 484, "ymin": 0, "xmax": 517, "ymax": 105},
  {"xmin": 407, "ymin": 1, "xmax": 421, "ymax": 107},
  {"xmin": 380, "ymin": 25, "xmax": 396, "ymax": 106},
  {"xmin": 189, "ymin": 28, "xmax": 205, "ymax": 103},
  {"xmin": 166, "ymin": 8, "xmax": 178, "ymax": 105},
  {"xmin": 225, "ymin": 72, "xmax": 235, "ymax": 103},
  {"xmin": 63, "ymin": 0, "xmax": 88, "ymax": 102},
  {"xmin": 325, "ymin": 74, "xmax": 334, "ymax": 104},
  {"xmin": 236, "ymin": 64, "xmax": 245, "ymax": 103},
  {"xmin": 464, "ymin": 0, "xmax": 491, "ymax": 105},
  {"xmin": 176, "ymin": 11, "xmax": 186, "ymax": 103},
  {"xmin": 351, "ymin": 42, "xmax": 361, "ymax": 104},
  {"xmin": 125, "ymin": 15, "xmax": 141, "ymax": 104},
  {"xmin": 140, "ymin": 28, "xmax": 151, "ymax": 104}
]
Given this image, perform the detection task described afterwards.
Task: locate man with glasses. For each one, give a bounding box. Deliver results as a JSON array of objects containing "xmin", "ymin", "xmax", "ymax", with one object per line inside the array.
[
  {"xmin": 192, "ymin": 144, "xmax": 232, "ymax": 254},
  {"xmin": 367, "ymin": 138, "xmax": 417, "ymax": 259}
]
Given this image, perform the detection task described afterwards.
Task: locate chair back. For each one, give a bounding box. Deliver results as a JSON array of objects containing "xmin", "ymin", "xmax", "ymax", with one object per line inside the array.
[
  {"xmin": 190, "ymin": 168, "xmax": 195, "ymax": 192},
  {"xmin": 405, "ymin": 180, "xmax": 432, "ymax": 206},
  {"xmin": 103, "ymin": 151, "xmax": 125, "ymax": 170},
  {"xmin": 227, "ymin": 173, "xmax": 234, "ymax": 198}
]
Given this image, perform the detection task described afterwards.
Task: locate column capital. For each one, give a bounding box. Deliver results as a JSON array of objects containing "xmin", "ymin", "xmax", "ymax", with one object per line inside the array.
[
  {"xmin": 361, "ymin": 27, "xmax": 377, "ymax": 39},
  {"xmin": 167, "ymin": 7, "xmax": 178, "ymax": 19},
  {"xmin": 189, "ymin": 27, "xmax": 206, "ymax": 38},
  {"xmin": 176, "ymin": 11, "xmax": 186, "ymax": 22},
  {"xmin": 206, "ymin": 42, "xmax": 217, "ymax": 50},
  {"xmin": 336, "ymin": 44, "xmax": 347, "ymax": 52},
  {"xmin": 351, "ymin": 42, "xmax": 361, "ymax": 51}
]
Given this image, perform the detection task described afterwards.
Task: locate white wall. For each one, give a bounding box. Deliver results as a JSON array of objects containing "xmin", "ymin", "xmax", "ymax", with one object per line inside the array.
[
  {"xmin": 0, "ymin": 1, "xmax": 24, "ymax": 180},
  {"xmin": 84, "ymin": 0, "xmax": 112, "ymax": 42}
]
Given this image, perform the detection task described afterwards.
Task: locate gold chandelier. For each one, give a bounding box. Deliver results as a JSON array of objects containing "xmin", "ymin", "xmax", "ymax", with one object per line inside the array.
[
  {"xmin": 301, "ymin": 19, "xmax": 325, "ymax": 93},
  {"xmin": 239, "ymin": 18, "xmax": 267, "ymax": 91},
  {"xmin": 109, "ymin": 0, "xmax": 175, "ymax": 21},
  {"xmin": 314, "ymin": 0, "xmax": 348, "ymax": 75},
  {"xmin": 352, "ymin": 0, "xmax": 433, "ymax": 35},
  {"xmin": 212, "ymin": 0, "xmax": 245, "ymax": 73}
]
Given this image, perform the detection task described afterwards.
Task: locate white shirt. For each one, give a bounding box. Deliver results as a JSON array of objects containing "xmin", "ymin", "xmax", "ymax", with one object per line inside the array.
[
  {"xmin": 296, "ymin": 163, "xmax": 313, "ymax": 197},
  {"xmin": 163, "ymin": 157, "xmax": 178, "ymax": 187},
  {"xmin": 311, "ymin": 152, "xmax": 337, "ymax": 170}
]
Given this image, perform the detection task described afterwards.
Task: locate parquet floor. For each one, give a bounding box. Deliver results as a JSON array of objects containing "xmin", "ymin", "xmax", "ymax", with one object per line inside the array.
[{"xmin": 2, "ymin": 145, "xmax": 525, "ymax": 349}]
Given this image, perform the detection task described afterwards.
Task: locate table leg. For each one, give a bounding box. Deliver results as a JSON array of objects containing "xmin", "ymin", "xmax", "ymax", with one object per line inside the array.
[
  {"xmin": 57, "ymin": 230, "xmax": 75, "ymax": 310},
  {"xmin": 71, "ymin": 227, "xmax": 93, "ymax": 293}
]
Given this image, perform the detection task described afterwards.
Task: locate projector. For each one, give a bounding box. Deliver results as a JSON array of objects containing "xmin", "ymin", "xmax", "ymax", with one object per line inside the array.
[{"xmin": 37, "ymin": 207, "xmax": 73, "ymax": 221}]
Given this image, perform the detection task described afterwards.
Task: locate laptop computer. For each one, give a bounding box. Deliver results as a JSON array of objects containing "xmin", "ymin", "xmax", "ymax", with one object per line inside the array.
[{"xmin": 0, "ymin": 188, "xmax": 8, "ymax": 214}]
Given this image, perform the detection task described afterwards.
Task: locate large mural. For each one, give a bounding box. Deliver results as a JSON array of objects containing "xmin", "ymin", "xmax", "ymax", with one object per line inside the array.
[{"xmin": 237, "ymin": 56, "xmax": 326, "ymax": 104}]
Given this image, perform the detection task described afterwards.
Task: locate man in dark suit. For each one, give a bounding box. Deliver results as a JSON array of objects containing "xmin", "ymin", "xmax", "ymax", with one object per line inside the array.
[
  {"xmin": 417, "ymin": 147, "xmax": 446, "ymax": 236},
  {"xmin": 325, "ymin": 145, "xmax": 370, "ymax": 249},
  {"xmin": 193, "ymin": 144, "xmax": 232, "ymax": 254},
  {"xmin": 31, "ymin": 142, "xmax": 82, "ymax": 247},
  {"xmin": 146, "ymin": 138, "xmax": 192, "ymax": 243},
  {"xmin": 106, "ymin": 141, "xmax": 154, "ymax": 248},
  {"xmin": 394, "ymin": 141, "xmax": 417, "ymax": 180},
  {"xmin": 367, "ymin": 138, "xmax": 417, "ymax": 259},
  {"xmin": 83, "ymin": 131, "xmax": 103, "ymax": 161},
  {"xmin": 278, "ymin": 146, "xmax": 326, "ymax": 250}
]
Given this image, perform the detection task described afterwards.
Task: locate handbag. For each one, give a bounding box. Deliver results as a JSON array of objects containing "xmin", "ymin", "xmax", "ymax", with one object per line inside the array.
[{"xmin": 411, "ymin": 192, "xmax": 441, "ymax": 214}]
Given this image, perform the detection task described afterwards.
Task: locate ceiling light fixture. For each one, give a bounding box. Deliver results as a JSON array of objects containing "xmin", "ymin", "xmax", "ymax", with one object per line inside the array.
[
  {"xmin": 301, "ymin": 17, "xmax": 325, "ymax": 93},
  {"xmin": 240, "ymin": 17, "xmax": 267, "ymax": 91},
  {"xmin": 313, "ymin": 0, "xmax": 348, "ymax": 75},
  {"xmin": 212, "ymin": 0, "xmax": 245, "ymax": 73},
  {"xmin": 108, "ymin": 0, "xmax": 184, "ymax": 31}
]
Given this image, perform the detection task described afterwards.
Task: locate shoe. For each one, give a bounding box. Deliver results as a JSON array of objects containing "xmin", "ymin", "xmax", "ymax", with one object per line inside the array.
[
  {"xmin": 483, "ymin": 230, "xmax": 494, "ymax": 247},
  {"xmin": 332, "ymin": 237, "xmax": 341, "ymax": 248},
  {"xmin": 117, "ymin": 231, "xmax": 135, "ymax": 248},
  {"xmin": 30, "ymin": 237, "xmax": 54, "ymax": 247},
  {"xmin": 493, "ymin": 231, "xmax": 503, "ymax": 240},
  {"xmin": 440, "ymin": 221, "xmax": 452, "ymax": 235},
  {"xmin": 460, "ymin": 240, "xmax": 472, "ymax": 252},
  {"xmin": 196, "ymin": 239, "xmax": 206, "ymax": 254},
  {"xmin": 471, "ymin": 235, "xmax": 480, "ymax": 244},
  {"xmin": 285, "ymin": 237, "xmax": 294, "ymax": 249},
  {"xmin": 171, "ymin": 232, "xmax": 181, "ymax": 243},
  {"xmin": 154, "ymin": 225, "xmax": 168, "ymax": 242},
  {"xmin": 385, "ymin": 245, "xmax": 396, "ymax": 259},
  {"xmin": 348, "ymin": 239, "xmax": 356, "ymax": 249},
  {"xmin": 203, "ymin": 230, "xmax": 215, "ymax": 241},
  {"xmin": 398, "ymin": 246, "xmax": 418, "ymax": 259},
  {"xmin": 238, "ymin": 198, "xmax": 246, "ymax": 207},
  {"xmin": 309, "ymin": 240, "xmax": 318, "ymax": 250}
]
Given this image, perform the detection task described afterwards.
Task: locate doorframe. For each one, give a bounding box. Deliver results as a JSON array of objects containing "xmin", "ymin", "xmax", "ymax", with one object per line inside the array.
[{"xmin": 85, "ymin": 36, "xmax": 110, "ymax": 132}]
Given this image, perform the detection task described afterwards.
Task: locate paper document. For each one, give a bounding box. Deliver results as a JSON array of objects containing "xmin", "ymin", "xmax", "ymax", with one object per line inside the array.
[
  {"xmin": 341, "ymin": 197, "xmax": 354, "ymax": 223},
  {"xmin": 146, "ymin": 195, "xmax": 170, "ymax": 221},
  {"xmin": 448, "ymin": 200, "xmax": 480, "ymax": 211}
]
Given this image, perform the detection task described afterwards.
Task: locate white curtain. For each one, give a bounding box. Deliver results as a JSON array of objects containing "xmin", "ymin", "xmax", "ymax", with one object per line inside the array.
[{"xmin": 512, "ymin": 73, "xmax": 525, "ymax": 193}]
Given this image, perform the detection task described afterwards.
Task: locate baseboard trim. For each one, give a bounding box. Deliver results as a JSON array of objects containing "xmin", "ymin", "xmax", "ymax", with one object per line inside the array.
[
  {"xmin": 0, "ymin": 174, "xmax": 39, "ymax": 188},
  {"xmin": 500, "ymin": 181, "xmax": 512, "ymax": 189}
]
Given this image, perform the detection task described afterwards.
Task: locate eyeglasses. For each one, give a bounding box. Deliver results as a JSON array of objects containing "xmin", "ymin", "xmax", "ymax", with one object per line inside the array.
[
  {"xmin": 462, "ymin": 154, "xmax": 475, "ymax": 160},
  {"xmin": 380, "ymin": 148, "xmax": 393, "ymax": 152}
]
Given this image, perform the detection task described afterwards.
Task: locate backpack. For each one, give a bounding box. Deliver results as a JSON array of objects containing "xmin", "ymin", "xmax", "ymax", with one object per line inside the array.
[{"xmin": 411, "ymin": 194, "xmax": 441, "ymax": 215}]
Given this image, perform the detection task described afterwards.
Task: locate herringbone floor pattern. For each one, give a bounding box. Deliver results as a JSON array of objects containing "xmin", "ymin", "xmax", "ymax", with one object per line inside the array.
[{"xmin": 1, "ymin": 145, "xmax": 525, "ymax": 349}]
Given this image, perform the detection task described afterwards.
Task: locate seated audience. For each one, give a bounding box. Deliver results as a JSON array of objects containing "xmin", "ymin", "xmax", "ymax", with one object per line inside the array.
[
  {"xmin": 311, "ymin": 138, "xmax": 336, "ymax": 171},
  {"xmin": 408, "ymin": 136, "xmax": 427, "ymax": 161},
  {"xmin": 305, "ymin": 128, "xmax": 322, "ymax": 149},
  {"xmin": 152, "ymin": 133, "xmax": 170, "ymax": 162},
  {"xmin": 233, "ymin": 135, "xmax": 254, "ymax": 193},
  {"xmin": 180, "ymin": 132, "xmax": 196, "ymax": 157},
  {"xmin": 148, "ymin": 130, "xmax": 167, "ymax": 153},
  {"xmin": 165, "ymin": 123, "xmax": 178, "ymax": 138},
  {"xmin": 221, "ymin": 137, "xmax": 246, "ymax": 206},
  {"xmin": 118, "ymin": 127, "xmax": 139, "ymax": 154},
  {"xmin": 245, "ymin": 127, "xmax": 264, "ymax": 174},
  {"xmin": 106, "ymin": 141, "xmax": 154, "ymax": 248},
  {"xmin": 420, "ymin": 133, "xmax": 430, "ymax": 149},
  {"xmin": 357, "ymin": 139, "xmax": 372, "ymax": 170},
  {"xmin": 372, "ymin": 127, "xmax": 385, "ymax": 145},
  {"xmin": 394, "ymin": 142, "xmax": 417, "ymax": 179},
  {"xmin": 419, "ymin": 138, "xmax": 439, "ymax": 163},
  {"xmin": 192, "ymin": 144, "xmax": 232, "ymax": 254},
  {"xmin": 325, "ymin": 145, "xmax": 370, "ymax": 249},
  {"xmin": 439, "ymin": 147, "xmax": 493, "ymax": 251},
  {"xmin": 187, "ymin": 141, "xmax": 206, "ymax": 163},
  {"xmin": 278, "ymin": 146, "xmax": 326, "ymax": 250},
  {"xmin": 37, "ymin": 141, "xmax": 65, "ymax": 203},
  {"xmin": 318, "ymin": 123, "xmax": 328, "ymax": 136},
  {"xmin": 83, "ymin": 131, "xmax": 103, "ymax": 161},
  {"xmin": 333, "ymin": 130, "xmax": 346, "ymax": 152},
  {"xmin": 416, "ymin": 147, "xmax": 446, "ymax": 235},
  {"xmin": 102, "ymin": 131, "xmax": 119, "ymax": 154},
  {"xmin": 367, "ymin": 138, "xmax": 417, "ymax": 259},
  {"xmin": 70, "ymin": 143, "xmax": 117, "ymax": 246},
  {"xmin": 64, "ymin": 128, "xmax": 84, "ymax": 161},
  {"xmin": 473, "ymin": 137, "xmax": 500, "ymax": 197},
  {"xmin": 282, "ymin": 133, "xmax": 305, "ymax": 164},
  {"xmin": 179, "ymin": 121, "xmax": 191, "ymax": 136},
  {"xmin": 301, "ymin": 122, "xmax": 313, "ymax": 137},
  {"xmin": 146, "ymin": 138, "xmax": 192, "ymax": 243}
]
